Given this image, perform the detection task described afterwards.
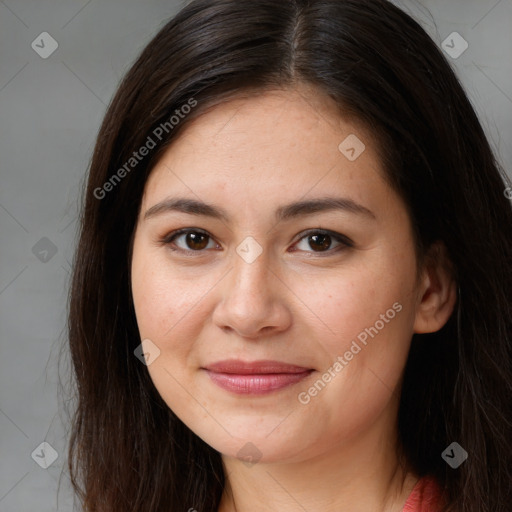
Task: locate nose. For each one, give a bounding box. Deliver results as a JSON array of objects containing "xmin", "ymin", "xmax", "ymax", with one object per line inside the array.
[{"xmin": 211, "ymin": 247, "xmax": 292, "ymax": 339}]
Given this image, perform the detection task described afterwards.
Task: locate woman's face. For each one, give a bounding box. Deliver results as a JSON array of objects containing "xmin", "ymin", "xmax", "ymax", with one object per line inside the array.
[{"xmin": 131, "ymin": 86, "xmax": 425, "ymax": 464}]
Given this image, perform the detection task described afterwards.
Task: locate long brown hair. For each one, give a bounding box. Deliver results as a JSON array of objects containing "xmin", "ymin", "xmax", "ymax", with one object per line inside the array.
[{"xmin": 64, "ymin": 0, "xmax": 512, "ymax": 510}]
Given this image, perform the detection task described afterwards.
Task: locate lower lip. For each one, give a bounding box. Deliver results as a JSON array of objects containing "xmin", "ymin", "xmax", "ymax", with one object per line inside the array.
[{"xmin": 204, "ymin": 369, "xmax": 314, "ymax": 395}]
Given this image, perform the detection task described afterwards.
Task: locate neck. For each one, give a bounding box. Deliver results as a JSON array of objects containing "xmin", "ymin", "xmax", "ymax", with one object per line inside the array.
[{"xmin": 218, "ymin": 415, "xmax": 418, "ymax": 512}]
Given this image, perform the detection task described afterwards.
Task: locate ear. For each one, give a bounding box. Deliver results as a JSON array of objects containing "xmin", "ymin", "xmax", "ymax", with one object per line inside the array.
[{"xmin": 413, "ymin": 240, "xmax": 457, "ymax": 334}]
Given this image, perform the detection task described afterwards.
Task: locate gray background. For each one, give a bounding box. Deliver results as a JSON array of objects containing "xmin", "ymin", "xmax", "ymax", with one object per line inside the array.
[{"xmin": 0, "ymin": 0, "xmax": 510, "ymax": 510}]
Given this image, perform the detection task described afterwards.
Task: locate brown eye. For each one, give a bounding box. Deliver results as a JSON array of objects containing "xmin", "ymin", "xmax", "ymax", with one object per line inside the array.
[
  {"xmin": 181, "ymin": 231, "xmax": 209, "ymax": 250},
  {"xmin": 307, "ymin": 233, "xmax": 332, "ymax": 251},
  {"xmin": 162, "ymin": 228, "xmax": 352, "ymax": 256},
  {"xmin": 164, "ymin": 229, "xmax": 217, "ymax": 253},
  {"xmin": 293, "ymin": 230, "xmax": 353, "ymax": 255}
]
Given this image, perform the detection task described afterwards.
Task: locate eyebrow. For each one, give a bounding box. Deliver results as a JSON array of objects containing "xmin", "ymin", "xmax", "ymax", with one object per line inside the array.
[{"xmin": 143, "ymin": 196, "xmax": 376, "ymax": 222}]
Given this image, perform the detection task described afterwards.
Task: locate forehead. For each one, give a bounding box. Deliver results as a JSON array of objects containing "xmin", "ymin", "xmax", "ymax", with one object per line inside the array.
[
  {"xmin": 167, "ymin": 86, "xmax": 373, "ymax": 159},
  {"xmin": 142, "ymin": 87, "xmax": 387, "ymax": 215}
]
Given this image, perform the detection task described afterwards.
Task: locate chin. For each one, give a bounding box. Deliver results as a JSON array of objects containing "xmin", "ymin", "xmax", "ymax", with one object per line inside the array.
[{"xmin": 197, "ymin": 426, "xmax": 314, "ymax": 465}]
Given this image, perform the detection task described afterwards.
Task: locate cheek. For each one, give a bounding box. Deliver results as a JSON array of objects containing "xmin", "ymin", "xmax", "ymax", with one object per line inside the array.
[
  {"xmin": 295, "ymin": 247, "xmax": 417, "ymax": 409},
  {"xmin": 130, "ymin": 249, "xmax": 207, "ymax": 410},
  {"xmin": 131, "ymin": 245, "xmax": 202, "ymax": 338},
  {"xmin": 299, "ymin": 261, "xmax": 409, "ymax": 350},
  {"xmin": 295, "ymin": 276, "xmax": 412, "ymax": 448},
  {"xmin": 131, "ymin": 258, "xmax": 169, "ymax": 338}
]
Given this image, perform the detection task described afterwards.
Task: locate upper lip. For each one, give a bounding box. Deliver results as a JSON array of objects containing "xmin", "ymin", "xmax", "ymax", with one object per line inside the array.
[{"xmin": 203, "ymin": 359, "xmax": 313, "ymax": 374}]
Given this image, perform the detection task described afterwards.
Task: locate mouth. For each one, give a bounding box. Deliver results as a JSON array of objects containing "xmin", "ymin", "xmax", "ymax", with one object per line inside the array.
[{"xmin": 201, "ymin": 359, "xmax": 315, "ymax": 395}]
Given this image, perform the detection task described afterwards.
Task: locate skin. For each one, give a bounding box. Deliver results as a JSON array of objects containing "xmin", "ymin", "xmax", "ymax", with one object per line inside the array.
[{"xmin": 130, "ymin": 84, "xmax": 456, "ymax": 512}]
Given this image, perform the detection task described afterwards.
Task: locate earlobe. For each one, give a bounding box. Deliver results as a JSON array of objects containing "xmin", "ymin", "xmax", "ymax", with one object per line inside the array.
[{"xmin": 413, "ymin": 241, "xmax": 457, "ymax": 334}]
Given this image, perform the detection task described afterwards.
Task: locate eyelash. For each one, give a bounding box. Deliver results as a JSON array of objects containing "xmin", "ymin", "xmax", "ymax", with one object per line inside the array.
[{"xmin": 160, "ymin": 228, "xmax": 354, "ymax": 257}]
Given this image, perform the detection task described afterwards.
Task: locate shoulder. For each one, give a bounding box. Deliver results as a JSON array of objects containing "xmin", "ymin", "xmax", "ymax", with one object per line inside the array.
[{"xmin": 401, "ymin": 475, "xmax": 445, "ymax": 512}]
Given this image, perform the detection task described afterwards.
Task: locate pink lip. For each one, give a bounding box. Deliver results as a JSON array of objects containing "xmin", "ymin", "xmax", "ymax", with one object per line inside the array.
[{"xmin": 202, "ymin": 359, "xmax": 314, "ymax": 395}]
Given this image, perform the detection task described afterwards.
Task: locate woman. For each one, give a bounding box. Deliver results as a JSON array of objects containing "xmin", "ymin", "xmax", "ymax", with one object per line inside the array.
[{"xmin": 66, "ymin": 0, "xmax": 512, "ymax": 511}]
